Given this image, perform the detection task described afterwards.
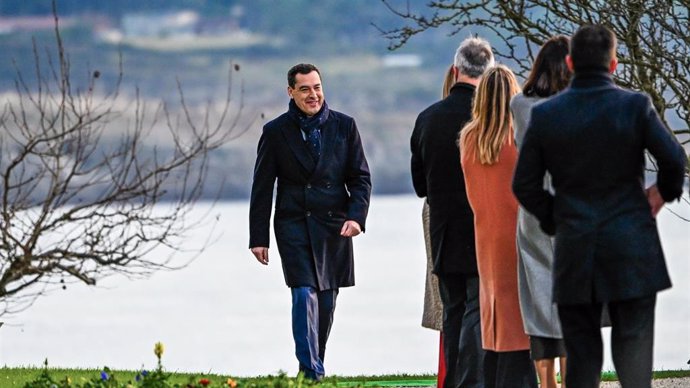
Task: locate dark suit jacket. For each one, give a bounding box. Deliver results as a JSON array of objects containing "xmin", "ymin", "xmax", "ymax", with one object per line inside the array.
[
  {"xmin": 410, "ymin": 83, "xmax": 477, "ymax": 275},
  {"xmin": 512, "ymin": 71, "xmax": 687, "ymax": 305},
  {"xmin": 249, "ymin": 107, "xmax": 371, "ymax": 290}
]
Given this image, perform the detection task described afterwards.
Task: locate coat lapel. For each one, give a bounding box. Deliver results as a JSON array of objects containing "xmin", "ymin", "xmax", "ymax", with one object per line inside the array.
[{"xmin": 281, "ymin": 123, "xmax": 316, "ymax": 173}]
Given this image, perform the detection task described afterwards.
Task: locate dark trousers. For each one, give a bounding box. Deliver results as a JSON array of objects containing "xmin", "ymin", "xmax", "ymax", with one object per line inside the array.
[
  {"xmin": 437, "ymin": 273, "xmax": 485, "ymax": 388},
  {"xmin": 483, "ymin": 350, "xmax": 538, "ymax": 388},
  {"xmin": 558, "ymin": 294, "xmax": 656, "ymax": 388},
  {"xmin": 291, "ymin": 287, "xmax": 338, "ymax": 381}
]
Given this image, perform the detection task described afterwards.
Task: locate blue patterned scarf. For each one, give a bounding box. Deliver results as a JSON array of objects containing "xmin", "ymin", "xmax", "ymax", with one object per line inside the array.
[{"xmin": 288, "ymin": 99, "xmax": 330, "ymax": 161}]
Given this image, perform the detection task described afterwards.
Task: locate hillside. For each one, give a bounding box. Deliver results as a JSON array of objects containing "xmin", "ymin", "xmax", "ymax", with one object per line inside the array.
[{"xmin": 1, "ymin": 2, "xmax": 535, "ymax": 200}]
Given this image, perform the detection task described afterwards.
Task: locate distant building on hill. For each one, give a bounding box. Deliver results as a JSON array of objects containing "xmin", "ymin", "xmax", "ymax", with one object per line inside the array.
[
  {"xmin": 96, "ymin": 8, "xmax": 257, "ymax": 50},
  {"xmin": 382, "ymin": 54, "xmax": 422, "ymax": 68},
  {"xmin": 0, "ymin": 15, "xmax": 75, "ymax": 34},
  {"xmin": 122, "ymin": 10, "xmax": 199, "ymax": 38}
]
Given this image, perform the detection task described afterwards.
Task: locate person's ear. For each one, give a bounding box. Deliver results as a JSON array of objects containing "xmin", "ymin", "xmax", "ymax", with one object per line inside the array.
[
  {"xmin": 287, "ymin": 86, "xmax": 294, "ymax": 99},
  {"xmin": 452, "ymin": 66, "xmax": 459, "ymax": 82},
  {"xmin": 609, "ymin": 57, "xmax": 618, "ymax": 74},
  {"xmin": 565, "ymin": 55, "xmax": 575, "ymax": 73}
]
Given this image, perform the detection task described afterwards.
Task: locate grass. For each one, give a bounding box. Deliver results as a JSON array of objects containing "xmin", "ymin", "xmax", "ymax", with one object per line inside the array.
[
  {"xmin": 1, "ymin": 367, "xmax": 689, "ymax": 388},
  {"xmin": 0, "ymin": 367, "xmax": 226, "ymax": 387},
  {"xmin": 0, "ymin": 368, "xmax": 436, "ymax": 388}
]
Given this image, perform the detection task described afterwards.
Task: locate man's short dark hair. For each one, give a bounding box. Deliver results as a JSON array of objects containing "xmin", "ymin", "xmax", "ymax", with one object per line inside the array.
[
  {"xmin": 570, "ymin": 24, "xmax": 617, "ymax": 72},
  {"xmin": 288, "ymin": 63, "xmax": 321, "ymax": 88}
]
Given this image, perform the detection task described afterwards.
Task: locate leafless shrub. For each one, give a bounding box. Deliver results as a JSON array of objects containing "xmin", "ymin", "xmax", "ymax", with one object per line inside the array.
[{"xmin": 0, "ymin": 3, "xmax": 254, "ymax": 314}]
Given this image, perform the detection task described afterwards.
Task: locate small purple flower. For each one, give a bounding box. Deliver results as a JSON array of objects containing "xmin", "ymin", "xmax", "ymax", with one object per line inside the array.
[
  {"xmin": 100, "ymin": 371, "xmax": 109, "ymax": 380},
  {"xmin": 136, "ymin": 370, "xmax": 149, "ymax": 381}
]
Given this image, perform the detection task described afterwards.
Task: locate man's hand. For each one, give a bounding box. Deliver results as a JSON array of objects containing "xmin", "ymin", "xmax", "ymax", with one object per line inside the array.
[
  {"xmin": 340, "ymin": 220, "xmax": 362, "ymax": 237},
  {"xmin": 646, "ymin": 184, "xmax": 665, "ymax": 218},
  {"xmin": 251, "ymin": 247, "xmax": 269, "ymax": 265}
]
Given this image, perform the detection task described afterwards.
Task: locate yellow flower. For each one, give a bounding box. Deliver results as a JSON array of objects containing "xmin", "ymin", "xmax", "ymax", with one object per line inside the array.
[
  {"xmin": 227, "ymin": 378, "xmax": 238, "ymax": 388},
  {"xmin": 154, "ymin": 342, "xmax": 165, "ymax": 359}
]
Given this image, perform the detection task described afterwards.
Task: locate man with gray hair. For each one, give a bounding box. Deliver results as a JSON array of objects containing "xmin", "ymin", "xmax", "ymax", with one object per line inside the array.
[{"xmin": 410, "ymin": 36, "xmax": 494, "ymax": 388}]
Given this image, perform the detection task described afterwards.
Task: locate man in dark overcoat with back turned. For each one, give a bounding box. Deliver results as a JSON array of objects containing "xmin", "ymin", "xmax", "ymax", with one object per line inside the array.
[
  {"xmin": 249, "ymin": 63, "xmax": 371, "ymax": 381},
  {"xmin": 513, "ymin": 25, "xmax": 687, "ymax": 388},
  {"xmin": 410, "ymin": 37, "xmax": 495, "ymax": 388}
]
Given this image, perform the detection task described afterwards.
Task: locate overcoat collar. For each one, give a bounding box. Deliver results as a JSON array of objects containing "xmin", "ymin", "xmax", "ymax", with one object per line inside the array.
[
  {"xmin": 570, "ymin": 70, "xmax": 614, "ymax": 89},
  {"xmin": 281, "ymin": 110, "xmax": 337, "ymax": 177},
  {"xmin": 448, "ymin": 82, "xmax": 476, "ymax": 95},
  {"xmin": 282, "ymin": 124, "xmax": 315, "ymax": 172}
]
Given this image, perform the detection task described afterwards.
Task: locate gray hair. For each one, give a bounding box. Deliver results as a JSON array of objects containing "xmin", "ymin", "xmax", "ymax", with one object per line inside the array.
[{"xmin": 454, "ymin": 37, "xmax": 495, "ymax": 79}]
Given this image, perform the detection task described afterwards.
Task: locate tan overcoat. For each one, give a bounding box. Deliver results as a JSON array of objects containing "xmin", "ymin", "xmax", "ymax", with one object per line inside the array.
[{"xmin": 461, "ymin": 137, "xmax": 529, "ymax": 352}]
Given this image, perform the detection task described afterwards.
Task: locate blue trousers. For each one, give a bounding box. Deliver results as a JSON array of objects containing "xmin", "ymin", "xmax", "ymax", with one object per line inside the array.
[{"xmin": 291, "ymin": 287, "xmax": 338, "ymax": 381}]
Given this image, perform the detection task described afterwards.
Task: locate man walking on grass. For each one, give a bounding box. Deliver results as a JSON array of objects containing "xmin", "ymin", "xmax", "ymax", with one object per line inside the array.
[{"xmin": 249, "ymin": 63, "xmax": 371, "ymax": 381}]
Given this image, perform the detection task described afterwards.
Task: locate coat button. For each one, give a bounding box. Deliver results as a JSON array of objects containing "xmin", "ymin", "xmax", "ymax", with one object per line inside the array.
[
  {"xmin": 306, "ymin": 183, "xmax": 312, "ymax": 189},
  {"xmin": 328, "ymin": 211, "xmax": 333, "ymax": 217},
  {"xmin": 306, "ymin": 211, "xmax": 311, "ymax": 217}
]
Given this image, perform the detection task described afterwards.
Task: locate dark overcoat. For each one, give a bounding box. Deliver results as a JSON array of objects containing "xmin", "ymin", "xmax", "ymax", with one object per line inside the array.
[
  {"xmin": 410, "ymin": 83, "xmax": 478, "ymax": 275},
  {"xmin": 249, "ymin": 108, "xmax": 371, "ymax": 290},
  {"xmin": 512, "ymin": 71, "xmax": 687, "ymax": 305}
]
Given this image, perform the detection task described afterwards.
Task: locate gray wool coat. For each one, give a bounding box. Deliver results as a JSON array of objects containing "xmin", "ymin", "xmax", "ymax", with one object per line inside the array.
[{"xmin": 510, "ymin": 93, "xmax": 563, "ymax": 338}]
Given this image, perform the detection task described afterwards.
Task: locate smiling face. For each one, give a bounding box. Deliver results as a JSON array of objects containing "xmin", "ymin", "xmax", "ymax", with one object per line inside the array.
[{"xmin": 287, "ymin": 71, "xmax": 324, "ymax": 117}]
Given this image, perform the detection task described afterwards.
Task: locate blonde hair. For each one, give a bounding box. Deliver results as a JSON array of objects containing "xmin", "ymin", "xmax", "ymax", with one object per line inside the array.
[
  {"xmin": 442, "ymin": 64, "xmax": 455, "ymax": 98},
  {"xmin": 460, "ymin": 65, "xmax": 520, "ymax": 165}
]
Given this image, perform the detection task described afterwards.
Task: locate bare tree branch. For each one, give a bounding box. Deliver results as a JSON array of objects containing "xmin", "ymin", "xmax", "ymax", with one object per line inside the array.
[
  {"xmin": 379, "ymin": 0, "xmax": 690, "ymax": 159},
  {"xmin": 0, "ymin": 3, "xmax": 256, "ymax": 315}
]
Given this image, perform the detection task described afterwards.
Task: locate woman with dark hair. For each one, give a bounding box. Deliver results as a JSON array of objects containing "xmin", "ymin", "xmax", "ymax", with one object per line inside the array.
[{"xmin": 510, "ymin": 35, "xmax": 571, "ymax": 388}]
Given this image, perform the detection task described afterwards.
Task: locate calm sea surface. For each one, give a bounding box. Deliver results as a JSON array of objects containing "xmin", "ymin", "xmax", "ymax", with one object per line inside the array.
[{"xmin": 1, "ymin": 195, "xmax": 688, "ymax": 376}]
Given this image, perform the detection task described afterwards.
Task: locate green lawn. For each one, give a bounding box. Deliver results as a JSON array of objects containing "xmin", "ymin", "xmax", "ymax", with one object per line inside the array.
[
  {"xmin": 0, "ymin": 367, "xmax": 438, "ymax": 388},
  {"xmin": 0, "ymin": 367, "xmax": 230, "ymax": 387},
  {"xmin": 1, "ymin": 367, "xmax": 689, "ymax": 387}
]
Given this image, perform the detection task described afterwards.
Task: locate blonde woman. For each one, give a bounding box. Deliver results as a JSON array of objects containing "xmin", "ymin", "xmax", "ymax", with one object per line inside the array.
[{"xmin": 459, "ymin": 65, "xmax": 537, "ymax": 387}]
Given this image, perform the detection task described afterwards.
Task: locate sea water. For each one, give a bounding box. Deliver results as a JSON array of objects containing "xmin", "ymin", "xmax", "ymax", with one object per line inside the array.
[{"xmin": 1, "ymin": 195, "xmax": 688, "ymax": 376}]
